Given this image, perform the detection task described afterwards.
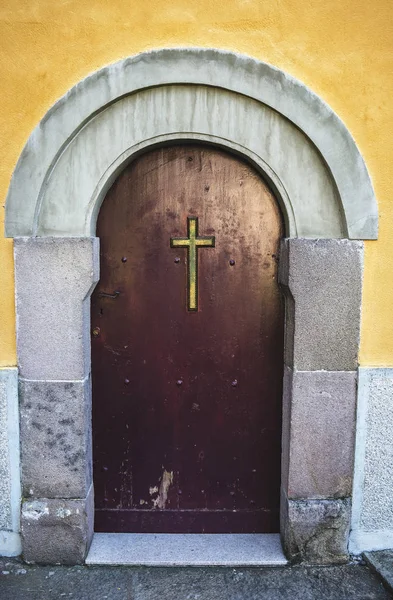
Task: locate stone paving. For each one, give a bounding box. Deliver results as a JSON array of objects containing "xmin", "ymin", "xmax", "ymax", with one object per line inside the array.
[
  {"xmin": 0, "ymin": 558, "xmax": 392, "ymax": 600},
  {"xmin": 365, "ymin": 551, "xmax": 393, "ymax": 595}
]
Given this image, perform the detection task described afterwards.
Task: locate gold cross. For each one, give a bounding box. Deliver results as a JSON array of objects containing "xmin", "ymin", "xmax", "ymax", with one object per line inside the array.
[{"xmin": 170, "ymin": 216, "xmax": 215, "ymax": 311}]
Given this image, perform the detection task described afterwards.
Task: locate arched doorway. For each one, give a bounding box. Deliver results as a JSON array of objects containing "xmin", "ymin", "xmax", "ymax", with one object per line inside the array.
[
  {"xmin": 91, "ymin": 144, "xmax": 284, "ymax": 533},
  {"xmin": 5, "ymin": 49, "xmax": 374, "ymax": 563}
]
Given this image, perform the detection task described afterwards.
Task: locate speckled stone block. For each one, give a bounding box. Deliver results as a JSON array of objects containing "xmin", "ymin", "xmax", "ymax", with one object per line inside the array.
[
  {"xmin": 21, "ymin": 486, "xmax": 93, "ymax": 564},
  {"xmin": 14, "ymin": 237, "xmax": 99, "ymax": 380},
  {"xmin": 279, "ymin": 239, "xmax": 363, "ymax": 371},
  {"xmin": 283, "ymin": 369, "xmax": 357, "ymax": 499},
  {"xmin": 283, "ymin": 497, "xmax": 351, "ymax": 564},
  {"xmin": 19, "ymin": 378, "xmax": 92, "ymax": 499}
]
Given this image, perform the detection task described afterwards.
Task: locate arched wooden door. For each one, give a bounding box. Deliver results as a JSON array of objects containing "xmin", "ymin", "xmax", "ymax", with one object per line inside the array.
[{"xmin": 91, "ymin": 145, "xmax": 284, "ymax": 533}]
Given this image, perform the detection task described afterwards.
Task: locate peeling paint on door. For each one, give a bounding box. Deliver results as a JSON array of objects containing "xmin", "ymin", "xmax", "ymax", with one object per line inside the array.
[{"xmin": 152, "ymin": 470, "xmax": 174, "ymax": 509}]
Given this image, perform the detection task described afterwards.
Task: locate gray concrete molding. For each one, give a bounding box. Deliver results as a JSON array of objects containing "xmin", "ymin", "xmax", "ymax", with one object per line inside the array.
[
  {"xmin": 350, "ymin": 368, "xmax": 393, "ymax": 554},
  {"xmin": 29, "ymin": 89, "xmax": 340, "ymax": 239},
  {"xmin": 0, "ymin": 368, "xmax": 21, "ymax": 557},
  {"xmin": 4, "ymin": 48, "xmax": 377, "ymax": 239}
]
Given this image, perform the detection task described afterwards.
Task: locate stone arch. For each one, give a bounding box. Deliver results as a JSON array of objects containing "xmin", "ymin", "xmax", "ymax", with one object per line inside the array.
[
  {"xmin": 8, "ymin": 49, "xmax": 371, "ymax": 565},
  {"xmin": 5, "ymin": 48, "xmax": 377, "ymax": 239}
]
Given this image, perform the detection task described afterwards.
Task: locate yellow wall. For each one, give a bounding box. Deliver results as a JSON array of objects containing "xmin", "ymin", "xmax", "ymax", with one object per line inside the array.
[{"xmin": 0, "ymin": 0, "xmax": 392, "ymax": 366}]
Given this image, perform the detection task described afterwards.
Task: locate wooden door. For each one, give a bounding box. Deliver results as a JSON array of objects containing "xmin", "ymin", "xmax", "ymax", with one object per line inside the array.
[{"xmin": 91, "ymin": 145, "xmax": 284, "ymax": 533}]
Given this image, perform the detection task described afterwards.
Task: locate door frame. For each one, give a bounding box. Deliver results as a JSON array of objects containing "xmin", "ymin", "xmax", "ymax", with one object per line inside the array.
[{"xmin": 6, "ymin": 48, "xmax": 375, "ymax": 564}]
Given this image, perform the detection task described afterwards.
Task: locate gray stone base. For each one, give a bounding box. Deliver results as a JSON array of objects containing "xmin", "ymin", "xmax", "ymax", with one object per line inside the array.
[
  {"xmin": 282, "ymin": 496, "xmax": 351, "ymax": 564},
  {"xmin": 21, "ymin": 486, "xmax": 93, "ymax": 564}
]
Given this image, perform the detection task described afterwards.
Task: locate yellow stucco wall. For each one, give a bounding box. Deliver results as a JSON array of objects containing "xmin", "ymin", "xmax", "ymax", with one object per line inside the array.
[{"xmin": 0, "ymin": 0, "xmax": 392, "ymax": 367}]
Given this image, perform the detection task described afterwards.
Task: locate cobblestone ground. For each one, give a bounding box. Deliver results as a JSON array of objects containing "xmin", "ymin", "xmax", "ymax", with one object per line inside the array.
[{"xmin": 0, "ymin": 558, "xmax": 392, "ymax": 600}]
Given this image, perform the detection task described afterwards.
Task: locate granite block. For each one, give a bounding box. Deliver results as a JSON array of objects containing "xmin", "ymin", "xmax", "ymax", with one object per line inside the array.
[
  {"xmin": 284, "ymin": 370, "xmax": 357, "ymax": 499},
  {"xmin": 283, "ymin": 497, "xmax": 351, "ymax": 564},
  {"xmin": 279, "ymin": 239, "xmax": 363, "ymax": 371},
  {"xmin": 21, "ymin": 487, "xmax": 93, "ymax": 564},
  {"xmin": 14, "ymin": 237, "xmax": 99, "ymax": 380},
  {"xmin": 19, "ymin": 378, "xmax": 92, "ymax": 499}
]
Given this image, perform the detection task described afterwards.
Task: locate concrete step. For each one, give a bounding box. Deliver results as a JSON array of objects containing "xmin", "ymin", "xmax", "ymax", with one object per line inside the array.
[{"xmin": 86, "ymin": 533, "xmax": 287, "ymax": 566}]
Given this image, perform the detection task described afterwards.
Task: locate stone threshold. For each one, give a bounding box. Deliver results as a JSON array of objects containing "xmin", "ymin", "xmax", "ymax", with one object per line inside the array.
[{"xmin": 86, "ymin": 533, "xmax": 287, "ymax": 566}]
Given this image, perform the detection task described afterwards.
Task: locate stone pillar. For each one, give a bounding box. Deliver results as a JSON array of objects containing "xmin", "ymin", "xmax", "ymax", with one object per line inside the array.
[
  {"xmin": 14, "ymin": 237, "xmax": 99, "ymax": 564},
  {"xmin": 279, "ymin": 238, "xmax": 363, "ymax": 564}
]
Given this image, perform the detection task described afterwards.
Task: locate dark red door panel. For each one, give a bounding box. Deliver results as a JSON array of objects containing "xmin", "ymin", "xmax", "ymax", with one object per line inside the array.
[{"xmin": 91, "ymin": 145, "xmax": 284, "ymax": 533}]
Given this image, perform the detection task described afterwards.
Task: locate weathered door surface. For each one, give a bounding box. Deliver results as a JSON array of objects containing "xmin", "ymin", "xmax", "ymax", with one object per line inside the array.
[{"xmin": 91, "ymin": 145, "xmax": 284, "ymax": 533}]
